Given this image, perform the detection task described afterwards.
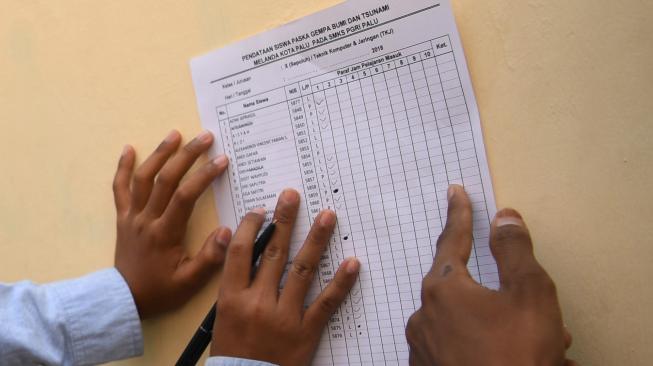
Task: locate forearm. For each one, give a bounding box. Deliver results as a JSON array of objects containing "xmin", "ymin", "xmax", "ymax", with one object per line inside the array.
[{"xmin": 0, "ymin": 268, "xmax": 143, "ymax": 365}]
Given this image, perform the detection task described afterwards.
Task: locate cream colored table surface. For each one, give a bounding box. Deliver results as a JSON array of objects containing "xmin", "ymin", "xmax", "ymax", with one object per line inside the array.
[{"xmin": 1, "ymin": 0, "xmax": 651, "ymax": 365}]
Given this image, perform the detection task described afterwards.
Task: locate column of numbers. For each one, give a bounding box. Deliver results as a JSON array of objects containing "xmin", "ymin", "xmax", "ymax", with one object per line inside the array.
[{"xmin": 216, "ymin": 106, "xmax": 245, "ymax": 219}]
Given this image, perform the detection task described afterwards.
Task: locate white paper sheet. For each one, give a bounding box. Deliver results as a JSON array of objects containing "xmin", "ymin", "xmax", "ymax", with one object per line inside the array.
[{"xmin": 191, "ymin": 1, "xmax": 498, "ymax": 364}]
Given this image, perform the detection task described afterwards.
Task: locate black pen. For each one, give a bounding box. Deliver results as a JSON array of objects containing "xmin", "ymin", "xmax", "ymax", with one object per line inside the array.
[{"xmin": 176, "ymin": 219, "xmax": 277, "ymax": 366}]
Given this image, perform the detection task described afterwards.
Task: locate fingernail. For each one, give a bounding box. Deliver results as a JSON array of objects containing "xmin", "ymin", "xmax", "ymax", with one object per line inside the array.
[
  {"xmin": 212, "ymin": 155, "xmax": 228, "ymax": 167},
  {"xmin": 196, "ymin": 130, "xmax": 213, "ymax": 143},
  {"xmin": 447, "ymin": 185, "xmax": 457, "ymax": 201},
  {"xmin": 279, "ymin": 188, "xmax": 300, "ymax": 205},
  {"xmin": 251, "ymin": 207, "xmax": 266, "ymax": 217},
  {"xmin": 494, "ymin": 208, "xmax": 524, "ymax": 227},
  {"xmin": 346, "ymin": 257, "xmax": 360, "ymax": 274},
  {"xmin": 121, "ymin": 145, "xmax": 131, "ymax": 156},
  {"xmin": 319, "ymin": 210, "xmax": 336, "ymax": 227},
  {"xmin": 214, "ymin": 228, "xmax": 231, "ymax": 248},
  {"xmin": 164, "ymin": 130, "xmax": 179, "ymax": 143},
  {"xmin": 495, "ymin": 217, "xmax": 524, "ymax": 227}
]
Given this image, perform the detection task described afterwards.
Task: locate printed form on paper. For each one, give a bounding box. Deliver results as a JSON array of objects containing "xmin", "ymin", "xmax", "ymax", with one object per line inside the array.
[{"xmin": 191, "ymin": 0, "xmax": 498, "ymax": 364}]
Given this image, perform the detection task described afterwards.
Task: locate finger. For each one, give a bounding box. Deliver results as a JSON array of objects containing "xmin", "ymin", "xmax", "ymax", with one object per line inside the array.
[
  {"xmin": 144, "ymin": 130, "xmax": 214, "ymax": 216},
  {"xmin": 159, "ymin": 155, "xmax": 229, "ymax": 228},
  {"xmin": 113, "ymin": 145, "xmax": 135, "ymax": 215},
  {"xmin": 304, "ymin": 258, "xmax": 359, "ymax": 330},
  {"xmin": 489, "ymin": 208, "xmax": 546, "ymax": 287},
  {"xmin": 252, "ymin": 189, "xmax": 300, "ymax": 291},
  {"xmin": 221, "ymin": 208, "xmax": 266, "ymax": 292},
  {"xmin": 130, "ymin": 130, "xmax": 181, "ymax": 211},
  {"xmin": 429, "ymin": 185, "xmax": 474, "ymax": 279},
  {"xmin": 280, "ymin": 210, "xmax": 336, "ymax": 310},
  {"xmin": 175, "ymin": 226, "xmax": 232, "ymax": 291}
]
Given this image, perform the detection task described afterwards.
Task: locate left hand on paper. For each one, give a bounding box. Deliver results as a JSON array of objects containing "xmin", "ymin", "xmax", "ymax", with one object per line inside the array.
[{"xmin": 113, "ymin": 130, "xmax": 230, "ymax": 319}]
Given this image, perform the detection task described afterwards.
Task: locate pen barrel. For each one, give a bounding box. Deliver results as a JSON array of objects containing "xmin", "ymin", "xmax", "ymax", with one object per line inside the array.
[
  {"xmin": 176, "ymin": 222, "xmax": 275, "ymax": 364},
  {"xmin": 175, "ymin": 306, "xmax": 216, "ymax": 366}
]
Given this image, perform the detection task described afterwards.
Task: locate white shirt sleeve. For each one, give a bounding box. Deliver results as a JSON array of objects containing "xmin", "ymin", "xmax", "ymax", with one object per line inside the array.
[{"xmin": 0, "ymin": 268, "xmax": 144, "ymax": 366}]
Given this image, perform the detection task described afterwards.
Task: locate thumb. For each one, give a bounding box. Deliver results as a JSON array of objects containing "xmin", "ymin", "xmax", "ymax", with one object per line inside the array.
[
  {"xmin": 176, "ymin": 226, "xmax": 232, "ymax": 289},
  {"xmin": 489, "ymin": 209, "xmax": 547, "ymax": 289}
]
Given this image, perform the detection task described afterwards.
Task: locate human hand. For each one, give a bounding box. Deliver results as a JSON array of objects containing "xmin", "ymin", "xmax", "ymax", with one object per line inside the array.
[
  {"xmin": 406, "ymin": 185, "xmax": 576, "ymax": 366},
  {"xmin": 113, "ymin": 130, "xmax": 231, "ymax": 319},
  {"xmin": 210, "ymin": 189, "xmax": 360, "ymax": 365}
]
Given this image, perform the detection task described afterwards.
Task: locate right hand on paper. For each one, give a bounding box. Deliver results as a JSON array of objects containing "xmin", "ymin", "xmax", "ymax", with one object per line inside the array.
[
  {"xmin": 406, "ymin": 185, "xmax": 576, "ymax": 366},
  {"xmin": 210, "ymin": 189, "xmax": 360, "ymax": 365}
]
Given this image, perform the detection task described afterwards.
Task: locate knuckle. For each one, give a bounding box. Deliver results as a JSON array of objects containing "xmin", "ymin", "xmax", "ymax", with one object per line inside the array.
[
  {"xmin": 227, "ymin": 240, "xmax": 248, "ymax": 258},
  {"xmin": 132, "ymin": 215, "xmax": 149, "ymax": 233},
  {"xmin": 243, "ymin": 211, "xmax": 264, "ymax": 224},
  {"xmin": 317, "ymin": 294, "xmax": 339, "ymax": 315},
  {"xmin": 132, "ymin": 171, "xmax": 150, "ymax": 186},
  {"xmin": 274, "ymin": 209, "xmax": 294, "ymax": 225},
  {"xmin": 155, "ymin": 172, "xmax": 175, "ymax": 189},
  {"xmin": 290, "ymin": 260, "xmax": 315, "ymax": 281},
  {"xmin": 422, "ymin": 277, "xmax": 446, "ymax": 301},
  {"xmin": 217, "ymin": 294, "xmax": 237, "ymax": 314},
  {"xmin": 183, "ymin": 141, "xmax": 200, "ymax": 155},
  {"xmin": 249, "ymin": 294, "xmax": 271, "ymax": 321},
  {"xmin": 173, "ymin": 187, "xmax": 194, "ymax": 205},
  {"xmin": 262, "ymin": 244, "xmax": 286, "ymax": 262},
  {"xmin": 149, "ymin": 227, "xmax": 169, "ymax": 245},
  {"xmin": 308, "ymin": 228, "xmax": 330, "ymax": 247}
]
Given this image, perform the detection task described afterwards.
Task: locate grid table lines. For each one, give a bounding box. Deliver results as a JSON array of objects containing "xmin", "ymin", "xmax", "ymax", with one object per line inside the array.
[
  {"xmin": 391, "ymin": 65, "xmax": 433, "ymax": 285},
  {"xmin": 215, "ymin": 34, "xmax": 498, "ymax": 365},
  {"xmin": 315, "ymin": 88, "xmax": 356, "ymax": 365}
]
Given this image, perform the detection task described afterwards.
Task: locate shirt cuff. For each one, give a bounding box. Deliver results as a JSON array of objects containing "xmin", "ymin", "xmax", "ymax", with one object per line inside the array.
[
  {"xmin": 45, "ymin": 268, "xmax": 144, "ymax": 365},
  {"xmin": 206, "ymin": 356, "xmax": 278, "ymax": 366}
]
